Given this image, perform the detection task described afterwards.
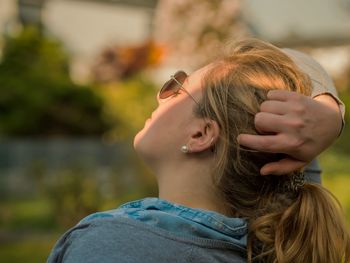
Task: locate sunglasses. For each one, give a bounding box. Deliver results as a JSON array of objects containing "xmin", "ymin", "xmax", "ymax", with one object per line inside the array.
[{"xmin": 158, "ymin": 70, "xmax": 201, "ymax": 106}]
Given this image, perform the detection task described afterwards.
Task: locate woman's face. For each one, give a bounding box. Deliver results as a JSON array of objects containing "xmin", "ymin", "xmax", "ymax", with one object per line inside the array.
[{"xmin": 133, "ymin": 65, "xmax": 211, "ymax": 165}]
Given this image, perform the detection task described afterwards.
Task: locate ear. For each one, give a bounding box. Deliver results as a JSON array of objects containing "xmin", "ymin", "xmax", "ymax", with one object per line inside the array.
[{"xmin": 187, "ymin": 119, "xmax": 220, "ymax": 153}]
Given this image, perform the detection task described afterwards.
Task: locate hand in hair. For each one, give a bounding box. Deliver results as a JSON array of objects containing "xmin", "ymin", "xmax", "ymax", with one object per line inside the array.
[{"xmin": 237, "ymin": 90, "xmax": 343, "ymax": 175}]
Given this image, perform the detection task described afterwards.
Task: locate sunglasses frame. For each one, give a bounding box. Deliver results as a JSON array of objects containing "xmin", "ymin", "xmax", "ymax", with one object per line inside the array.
[{"xmin": 159, "ymin": 71, "xmax": 201, "ymax": 107}]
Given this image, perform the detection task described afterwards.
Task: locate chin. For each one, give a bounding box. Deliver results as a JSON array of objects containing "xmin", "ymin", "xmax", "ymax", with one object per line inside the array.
[
  {"xmin": 133, "ymin": 117, "xmax": 152, "ymax": 150},
  {"xmin": 133, "ymin": 128, "xmax": 151, "ymax": 158},
  {"xmin": 133, "ymin": 127, "xmax": 161, "ymax": 169},
  {"xmin": 133, "ymin": 128, "xmax": 144, "ymax": 152}
]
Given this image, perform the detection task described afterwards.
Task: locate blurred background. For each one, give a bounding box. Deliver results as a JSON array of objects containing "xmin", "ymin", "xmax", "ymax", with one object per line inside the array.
[{"xmin": 0, "ymin": 0, "xmax": 349, "ymax": 262}]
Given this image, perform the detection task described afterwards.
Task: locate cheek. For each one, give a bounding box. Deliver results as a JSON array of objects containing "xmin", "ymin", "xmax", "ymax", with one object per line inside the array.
[
  {"xmin": 135, "ymin": 112, "xmax": 179, "ymax": 148},
  {"xmin": 133, "ymin": 119, "xmax": 180, "ymax": 161}
]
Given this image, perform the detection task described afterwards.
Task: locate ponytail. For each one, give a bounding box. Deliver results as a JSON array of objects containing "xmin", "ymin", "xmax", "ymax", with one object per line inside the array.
[{"xmin": 248, "ymin": 183, "xmax": 350, "ymax": 263}]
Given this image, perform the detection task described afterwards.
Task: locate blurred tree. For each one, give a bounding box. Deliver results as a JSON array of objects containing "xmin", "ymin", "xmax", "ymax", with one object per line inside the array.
[
  {"xmin": 0, "ymin": 27, "xmax": 112, "ymax": 137},
  {"xmin": 153, "ymin": 0, "xmax": 248, "ymax": 69},
  {"xmin": 97, "ymin": 75, "xmax": 158, "ymax": 141}
]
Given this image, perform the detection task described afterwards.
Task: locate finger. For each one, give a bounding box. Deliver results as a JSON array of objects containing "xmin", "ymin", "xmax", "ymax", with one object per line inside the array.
[
  {"xmin": 260, "ymin": 100, "xmax": 290, "ymax": 115},
  {"xmin": 267, "ymin": 90, "xmax": 298, "ymax": 101},
  {"xmin": 237, "ymin": 133, "xmax": 287, "ymax": 153},
  {"xmin": 260, "ymin": 158, "xmax": 307, "ymax": 175},
  {"xmin": 255, "ymin": 112, "xmax": 287, "ymax": 133}
]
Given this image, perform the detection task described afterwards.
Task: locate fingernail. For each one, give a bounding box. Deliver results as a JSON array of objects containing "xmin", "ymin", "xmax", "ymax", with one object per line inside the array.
[{"xmin": 260, "ymin": 170, "xmax": 268, "ymax": 176}]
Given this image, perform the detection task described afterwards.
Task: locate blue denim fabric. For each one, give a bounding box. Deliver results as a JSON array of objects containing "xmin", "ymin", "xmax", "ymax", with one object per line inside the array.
[{"xmin": 80, "ymin": 197, "xmax": 247, "ymax": 248}]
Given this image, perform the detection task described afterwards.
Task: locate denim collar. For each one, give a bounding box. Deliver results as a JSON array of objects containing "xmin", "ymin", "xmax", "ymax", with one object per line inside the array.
[{"xmin": 81, "ymin": 197, "xmax": 247, "ymax": 248}]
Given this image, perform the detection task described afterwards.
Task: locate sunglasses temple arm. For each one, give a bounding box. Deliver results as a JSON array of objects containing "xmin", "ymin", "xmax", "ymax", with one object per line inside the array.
[{"xmin": 171, "ymin": 76, "xmax": 201, "ymax": 107}]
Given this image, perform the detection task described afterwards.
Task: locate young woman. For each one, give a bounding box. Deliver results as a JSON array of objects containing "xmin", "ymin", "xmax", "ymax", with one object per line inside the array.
[{"xmin": 47, "ymin": 39, "xmax": 349, "ymax": 263}]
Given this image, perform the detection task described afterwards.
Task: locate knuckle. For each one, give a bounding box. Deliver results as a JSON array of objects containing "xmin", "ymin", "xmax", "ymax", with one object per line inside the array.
[
  {"xmin": 288, "ymin": 118, "xmax": 305, "ymax": 130},
  {"xmin": 260, "ymin": 101, "xmax": 269, "ymax": 111},
  {"xmin": 288, "ymin": 137, "xmax": 305, "ymax": 148},
  {"xmin": 254, "ymin": 112, "xmax": 265, "ymax": 126},
  {"xmin": 294, "ymin": 104, "xmax": 306, "ymax": 115}
]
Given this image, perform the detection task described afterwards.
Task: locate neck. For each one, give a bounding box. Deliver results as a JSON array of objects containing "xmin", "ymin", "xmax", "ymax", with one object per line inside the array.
[{"xmin": 155, "ymin": 159, "xmax": 231, "ymax": 217}]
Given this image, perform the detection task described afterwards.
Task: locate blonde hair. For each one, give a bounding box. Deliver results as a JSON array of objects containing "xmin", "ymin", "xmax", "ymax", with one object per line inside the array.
[{"xmin": 195, "ymin": 39, "xmax": 350, "ymax": 262}]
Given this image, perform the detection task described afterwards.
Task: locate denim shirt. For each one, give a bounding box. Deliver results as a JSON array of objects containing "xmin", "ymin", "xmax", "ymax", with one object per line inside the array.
[{"xmin": 80, "ymin": 197, "xmax": 247, "ymax": 248}]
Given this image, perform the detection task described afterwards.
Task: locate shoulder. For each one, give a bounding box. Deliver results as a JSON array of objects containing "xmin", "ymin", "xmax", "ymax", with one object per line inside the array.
[
  {"xmin": 48, "ymin": 216, "xmax": 174, "ymax": 263},
  {"xmin": 46, "ymin": 217, "xmax": 147, "ymax": 263},
  {"xmin": 47, "ymin": 216, "xmax": 246, "ymax": 263}
]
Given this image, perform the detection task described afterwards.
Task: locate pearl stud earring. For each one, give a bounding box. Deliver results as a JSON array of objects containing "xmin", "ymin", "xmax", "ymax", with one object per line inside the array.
[{"xmin": 181, "ymin": 145, "xmax": 188, "ymax": 153}]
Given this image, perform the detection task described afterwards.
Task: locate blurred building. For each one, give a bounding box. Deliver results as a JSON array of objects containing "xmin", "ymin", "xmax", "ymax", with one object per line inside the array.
[
  {"xmin": 0, "ymin": 0, "xmax": 157, "ymax": 82},
  {"xmin": 241, "ymin": 0, "xmax": 350, "ymax": 79},
  {"xmin": 242, "ymin": 0, "xmax": 350, "ymax": 47},
  {"xmin": 0, "ymin": 0, "xmax": 349, "ymax": 81}
]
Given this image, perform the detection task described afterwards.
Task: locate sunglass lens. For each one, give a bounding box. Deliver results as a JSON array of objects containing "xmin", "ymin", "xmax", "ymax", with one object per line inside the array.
[
  {"xmin": 159, "ymin": 71, "xmax": 187, "ymax": 99},
  {"xmin": 159, "ymin": 79, "xmax": 176, "ymax": 99},
  {"xmin": 175, "ymin": 71, "xmax": 187, "ymax": 84}
]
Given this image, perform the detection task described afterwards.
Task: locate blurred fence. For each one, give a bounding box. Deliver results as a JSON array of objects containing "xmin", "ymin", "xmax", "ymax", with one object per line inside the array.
[{"xmin": 0, "ymin": 139, "xmax": 149, "ymax": 198}]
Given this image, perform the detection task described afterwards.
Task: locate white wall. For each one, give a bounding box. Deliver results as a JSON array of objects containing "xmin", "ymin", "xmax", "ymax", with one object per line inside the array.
[
  {"xmin": 0, "ymin": 0, "xmax": 17, "ymax": 32},
  {"xmin": 43, "ymin": 0, "xmax": 153, "ymax": 82},
  {"xmin": 43, "ymin": 0, "xmax": 152, "ymax": 57}
]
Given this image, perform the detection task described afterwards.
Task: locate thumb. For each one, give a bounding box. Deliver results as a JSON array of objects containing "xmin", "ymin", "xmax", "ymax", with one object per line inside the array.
[{"xmin": 260, "ymin": 158, "xmax": 307, "ymax": 175}]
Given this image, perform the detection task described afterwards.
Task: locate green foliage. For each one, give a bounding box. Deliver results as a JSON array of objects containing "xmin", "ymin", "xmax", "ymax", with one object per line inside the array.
[
  {"xmin": 45, "ymin": 166, "xmax": 104, "ymax": 228},
  {"xmin": 0, "ymin": 27, "xmax": 69, "ymax": 81},
  {"xmin": 329, "ymin": 89, "xmax": 350, "ymax": 154},
  {"xmin": 98, "ymin": 74, "xmax": 158, "ymax": 141},
  {"xmin": 0, "ymin": 27, "xmax": 111, "ymax": 136},
  {"xmin": 320, "ymin": 87, "xmax": 350, "ymax": 227},
  {"xmin": 320, "ymin": 149, "xmax": 350, "ymax": 225},
  {"xmin": 0, "ymin": 233, "xmax": 60, "ymax": 263},
  {"xmin": 42, "ymin": 159, "xmax": 156, "ymax": 228},
  {"xmin": 0, "ymin": 199, "xmax": 54, "ymax": 231},
  {"xmin": 0, "ymin": 156, "xmax": 157, "ymax": 229}
]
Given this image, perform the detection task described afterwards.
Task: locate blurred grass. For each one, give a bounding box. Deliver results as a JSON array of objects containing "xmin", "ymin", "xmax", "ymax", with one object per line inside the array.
[
  {"xmin": 0, "ymin": 199, "xmax": 58, "ymax": 262},
  {"xmin": 320, "ymin": 148, "xmax": 350, "ymax": 225},
  {"xmin": 0, "ymin": 199, "xmax": 55, "ymax": 230},
  {"xmin": 323, "ymin": 174, "xmax": 350, "ymax": 223},
  {"xmin": 0, "ymin": 234, "xmax": 60, "ymax": 263}
]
